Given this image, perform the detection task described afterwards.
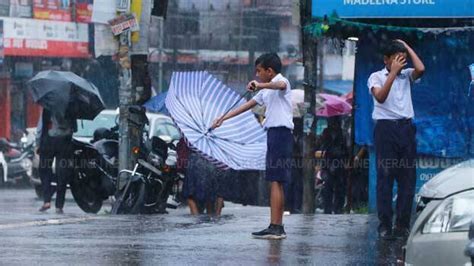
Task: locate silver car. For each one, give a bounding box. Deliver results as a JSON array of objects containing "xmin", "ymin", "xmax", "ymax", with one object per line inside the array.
[
  {"xmin": 416, "ymin": 159, "xmax": 474, "ymax": 213},
  {"xmin": 404, "ymin": 160, "xmax": 474, "ymax": 266}
]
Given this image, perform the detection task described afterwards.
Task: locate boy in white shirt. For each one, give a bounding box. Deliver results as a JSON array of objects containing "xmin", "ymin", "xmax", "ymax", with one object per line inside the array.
[
  {"xmin": 368, "ymin": 40, "xmax": 425, "ymax": 239},
  {"xmin": 212, "ymin": 53, "xmax": 293, "ymax": 240}
]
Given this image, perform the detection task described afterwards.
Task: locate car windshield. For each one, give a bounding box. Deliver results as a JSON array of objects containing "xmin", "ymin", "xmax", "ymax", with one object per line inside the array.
[
  {"xmin": 150, "ymin": 119, "xmax": 181, "ymax": 141},
  {"xmin": 75, "ymin": 113, "xmax": 117, "ymax": 137}
]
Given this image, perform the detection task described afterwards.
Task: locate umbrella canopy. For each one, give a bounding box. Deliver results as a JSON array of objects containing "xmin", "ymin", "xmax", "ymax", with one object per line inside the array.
[
  {"xmin": 316, "ymin": 93, "xmax": 352, "ymax": 117},
  {"xmin": 165, "ymin": 71, "xmax": 266, "ymax": 170},
  {"xmin": 143, "ymin": 92, "xmax": 169, "ymax": 115},
  {"xmin": 343, "ymin": 91, "xmax": 354, "ymax": 105},
  {"xmin": 29, "ymin": 70, "xmax": 105, "ymax": 120}
]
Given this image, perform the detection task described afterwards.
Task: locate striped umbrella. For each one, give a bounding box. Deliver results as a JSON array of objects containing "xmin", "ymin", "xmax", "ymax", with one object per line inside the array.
[{"xmin": 165, "ymin": 71, "xmax": 266, "ymax": 170}]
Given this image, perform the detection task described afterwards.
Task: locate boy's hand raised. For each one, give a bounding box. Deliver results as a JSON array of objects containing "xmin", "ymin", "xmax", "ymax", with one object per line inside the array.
[
  {"xmin": 391, "ymin": 55, "xmax": 407, "ymax": 74},
  {"xmin": 211, "ymin": 117, "xmax": 224, "ymax": 130},
  {"xmin": 395, "ymin": 39, "xmax": 409, "ymax": 49},
  {"xmin": 247, "ymin": 80, "xmax": 259, "ymax": 92}
]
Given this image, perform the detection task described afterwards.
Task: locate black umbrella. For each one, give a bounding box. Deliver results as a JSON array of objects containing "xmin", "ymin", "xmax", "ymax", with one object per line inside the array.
[{"xmin": 28, "ymin": 70, "xmax": 105, "ymax": 120}]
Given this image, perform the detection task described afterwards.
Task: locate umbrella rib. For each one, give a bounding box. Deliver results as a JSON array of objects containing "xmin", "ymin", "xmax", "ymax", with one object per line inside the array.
[
  {"xmin": 174, "ymin": 93, "xmax": 204, "ymax": 134},
  {"xmin": 209, "ymin": 134, "xmax": 250, "ymax": 146},
  {"xmin": 207, "ymin": 137, "xmax": 241, "ymax": 169}
]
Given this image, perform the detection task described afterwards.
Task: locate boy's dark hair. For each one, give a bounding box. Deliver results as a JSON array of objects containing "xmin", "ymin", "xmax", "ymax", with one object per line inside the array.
[
  {"xmin": 382, "ymin": 41, "xmax": 408, "ymax": 57},
  {"xmin": 255, "ymin": 53, "xmax": 282, "ymax": 74}
]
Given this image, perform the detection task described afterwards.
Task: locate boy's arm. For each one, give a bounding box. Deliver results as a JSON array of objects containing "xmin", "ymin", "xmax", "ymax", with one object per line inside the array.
[
  {"xmin": 396, "ymin": 39, "xmax": 425, "ymax": 80},
  {"xmin": 371, "ymin": 55, "xmax": 406, "ymax": 103},
  {"xmin": 211, "ymin": 99, "xmax": 258, "ymax": 129},
  {"xmin": 248, "ymin": 80, "xmax": 287, "ymax": 91}
]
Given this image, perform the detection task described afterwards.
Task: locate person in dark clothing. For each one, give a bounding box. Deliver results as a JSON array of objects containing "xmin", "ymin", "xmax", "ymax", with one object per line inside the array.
[
  {"xmin": 316, "ymin": 116, "xmax": 348, "ymax": 214},
  {"xmin": 177, "ymin": 138, "xmax": 225, "ymax": 216},
  {"xmin": 285, "ymin": 117, "xmax": 303, "ymax": 214},
  {"xmin": 36, "ymin": 109, "xmax": 76, "ymax": 214}
]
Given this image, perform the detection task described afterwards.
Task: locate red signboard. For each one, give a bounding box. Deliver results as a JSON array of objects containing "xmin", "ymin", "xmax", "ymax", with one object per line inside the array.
[
  {"xmin": 4, "ymin": 39, "xmax": 89, "ymax": 57},
  {"xmin": 33, "ymin": 0, "xmax": 72, "ymax": 21},
  {"xmin": 76, "ymin": 0, "xmax": 93, "ymax": 23},
  {"xmin": 3, "ymin": 17, "xmax": 90, "ymax": 58}
]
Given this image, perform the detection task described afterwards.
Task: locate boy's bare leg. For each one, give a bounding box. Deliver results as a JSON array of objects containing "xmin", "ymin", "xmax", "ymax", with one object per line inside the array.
[
  {"xmin": 206, "ymin": 201, "xmax": 214, "ymax": 216},
  {"xmin": 187, "ymin": 198, "xmax": 199, "ymax": 215},
  {"xmin": 215, "ymin": 197, "xmax": 224, "ymax": 216},
  {"xmin": 270, "ymin": 181, "xmax": 285, "ymax": 225}
]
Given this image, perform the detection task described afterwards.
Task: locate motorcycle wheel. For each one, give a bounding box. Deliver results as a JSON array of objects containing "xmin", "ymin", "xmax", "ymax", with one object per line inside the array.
[
  {"xmin": 112, "ymin": 181, "xmax": 145, "ymax": 215},
  {"xmin": 70, "ymin": 172, "xmax": 103, "ymax": 214}
]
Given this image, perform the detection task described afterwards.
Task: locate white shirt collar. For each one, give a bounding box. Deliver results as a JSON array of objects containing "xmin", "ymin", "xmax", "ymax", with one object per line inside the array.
[{"xmin": 271, "ymin": 73, "xmax": 283, "ymax": 82}]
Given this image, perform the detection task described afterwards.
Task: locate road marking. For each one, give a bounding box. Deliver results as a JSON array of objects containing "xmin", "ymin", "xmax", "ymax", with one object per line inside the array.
[{"xmin": 0, "ymin": 217, "xmax": 99, "ymax": 230}]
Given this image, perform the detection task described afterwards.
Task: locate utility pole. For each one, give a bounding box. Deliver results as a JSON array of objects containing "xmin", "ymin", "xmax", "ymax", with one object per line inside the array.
[
  {"xmin": 300, "ymin": 0, "xmax": 318, "ymax": 214},
  {"xmin": 117, "ymin": 0, "xmax": 134, "ymax": 190},
  {"xmin": 157, "ymin": 16, "xmax": 164, "ymax": 94}
]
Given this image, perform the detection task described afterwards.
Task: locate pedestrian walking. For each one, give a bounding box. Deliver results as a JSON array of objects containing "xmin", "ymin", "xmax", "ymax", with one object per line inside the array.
[
  {"xmin": 36, "ymin": 109, "xmax": 76, "ymax": 214},
  {"xmin": 315, "ymin": 116, "xmax": 348, "ymax": 214}
]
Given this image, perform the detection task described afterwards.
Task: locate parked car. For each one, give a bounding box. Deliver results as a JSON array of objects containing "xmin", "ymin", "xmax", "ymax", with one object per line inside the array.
[
  {"xmin": 465, "ymin": 220, "xmax": 474, "ymax": 265},
  {"xmin": 147, "ymin": 113, "xmax": 181, "ymax": 141},
  {"xmin": 404, "ymin": 189, "xmax": 474, "ymax": 265},
  {"xmin": 404, "ymin": 159, "xmax": 474, "ymax": 265},
  {"xmin": 74, "ymin": 109, "xmax": 118, "ymax": 143},
  {"xmin": 416, "ymin": 159, "xmax": 474, "ymax": 213},
  {"xmin": 74, "ymin": 110, "xmax": 181, "ymax": 143}
]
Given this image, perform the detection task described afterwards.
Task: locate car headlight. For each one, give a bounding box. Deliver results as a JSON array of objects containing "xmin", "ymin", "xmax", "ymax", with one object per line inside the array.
[
  {"xmin": 415, "ymin": 194, "xmax": 422, "ymax": 206},
  {"xmin": 422, "ymin": 190, "xmax": 474, "ymax": 234}
]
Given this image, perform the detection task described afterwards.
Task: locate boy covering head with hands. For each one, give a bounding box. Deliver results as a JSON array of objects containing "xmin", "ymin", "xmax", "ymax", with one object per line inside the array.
[{"xmin": 368, "ymin": 39, "xmax": 425, "ymax": 239}]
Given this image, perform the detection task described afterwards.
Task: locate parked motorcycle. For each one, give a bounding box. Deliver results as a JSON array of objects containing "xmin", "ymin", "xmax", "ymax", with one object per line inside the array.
[
  {"xmin": 0, "ymin": 136, "xmax": 34, "ymax": 187},
  {"xmin": 111, "ymin": 107, "xmax": 181, "ymax": 215},
  {"xmin": 69, "ymin": 126, "xmax": 119, "ymax": 213}
]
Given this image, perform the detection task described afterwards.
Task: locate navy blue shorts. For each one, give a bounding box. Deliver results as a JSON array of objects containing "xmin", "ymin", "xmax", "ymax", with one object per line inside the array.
[{"xmin": 266, "ymin": 127, "xmax": 293, "ymax": 183}]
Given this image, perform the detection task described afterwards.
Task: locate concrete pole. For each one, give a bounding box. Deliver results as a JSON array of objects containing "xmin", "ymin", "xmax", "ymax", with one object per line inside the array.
[
  {"xmin": 118, "ymin": 0, "xmax": 133, "ymax": 190},
  {"xmin": 300, "ymin": 0, "xmax": 317, "ymax": 214},
  {"xmin": 158, "ymin": 16, "xmax": 164, "ymax": 94}
]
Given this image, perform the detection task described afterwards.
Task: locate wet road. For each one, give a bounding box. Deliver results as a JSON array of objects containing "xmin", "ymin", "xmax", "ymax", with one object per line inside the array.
[{"xmin": 0, "ymin": 189, "xmax": 405, "ymax": 265}]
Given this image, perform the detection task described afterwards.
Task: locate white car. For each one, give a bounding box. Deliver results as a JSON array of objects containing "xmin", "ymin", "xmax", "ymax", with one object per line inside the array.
[
  {"xmin": 74, "ymin": 110, "xmax": 118, "ymax": 143},
  {"xmin": 404, "ymin": 159, "xmax": 474, "ymax": 266},
  {"xmin": 74, "ymin": 110, "xmax": 181, "ymax": 143},
  {"xmin": 147, "ymin": 113, "xmax": 181, "ymax": 142},
  {"xmin": 405, "ymin": 190, "xmax": 474, "ymax": 266},
  {"xmin": 416, "ymin": 159, "xmax": 474, "ymax": 213}
]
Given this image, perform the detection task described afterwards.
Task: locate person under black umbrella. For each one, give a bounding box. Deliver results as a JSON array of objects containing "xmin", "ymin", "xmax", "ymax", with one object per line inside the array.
[
  {"xmin": 29, "ymin": 70, "xmax": 104, "ymax": 214},
  {"xmin": 36, "ymin": 108, "xmax": 77, "ymax": 214}
]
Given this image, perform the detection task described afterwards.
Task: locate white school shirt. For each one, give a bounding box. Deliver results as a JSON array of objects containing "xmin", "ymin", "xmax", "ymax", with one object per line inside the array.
[
  {"xmin": 252, "ymin": 73, "xmax": 294, "ymax": 130},
  {"xmin": 368, "ymin": 67, "xmax": 419, "ymax": 120}
]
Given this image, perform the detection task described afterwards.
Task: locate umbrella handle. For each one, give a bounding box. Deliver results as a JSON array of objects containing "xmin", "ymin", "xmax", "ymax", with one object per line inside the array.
[{"xmin": 207, "ymin": 90, "xmax": 252, "ymax": 133}]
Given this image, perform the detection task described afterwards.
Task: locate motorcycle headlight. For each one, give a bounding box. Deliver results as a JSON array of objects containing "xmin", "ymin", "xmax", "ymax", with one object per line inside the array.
[
  {"xmin": 422, "ymin": 190, "xmax": 474, "ymax": 234},
  {"xmin": 22, "ymin": 159, "xmax": 33, "ymax": 176}
]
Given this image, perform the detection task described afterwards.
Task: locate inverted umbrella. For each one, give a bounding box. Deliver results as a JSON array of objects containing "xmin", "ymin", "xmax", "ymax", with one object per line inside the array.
[
  {"xmin": 165, "ymin": 71, "xmax": 266, "ymax": 170},
  {"xmin": 28, "ymin": 70, "xmax": 105, "ymax": 120},
  {"xmin": 316, "ymin": 93, "xmax": 352, "ymax": 117}
]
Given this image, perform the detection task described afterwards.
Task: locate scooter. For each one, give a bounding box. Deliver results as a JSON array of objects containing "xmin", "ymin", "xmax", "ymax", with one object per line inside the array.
[{"xmin": 0, "ymin": 136, "xmax": 34, "ymax": 187}]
